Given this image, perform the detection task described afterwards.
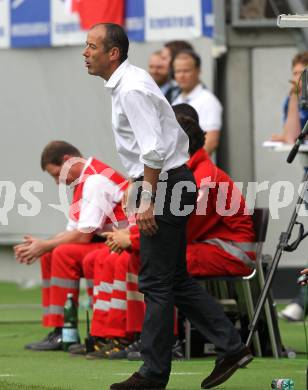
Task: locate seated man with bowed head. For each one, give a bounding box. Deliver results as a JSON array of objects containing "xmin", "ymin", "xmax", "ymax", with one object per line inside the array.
[
  {"xmin": 14, "ymin": 141, "xmax": 128, "ymax": 351},
  {"xmin": 173, "ymin": 104, "xmax": 256, "ymax": 277}
]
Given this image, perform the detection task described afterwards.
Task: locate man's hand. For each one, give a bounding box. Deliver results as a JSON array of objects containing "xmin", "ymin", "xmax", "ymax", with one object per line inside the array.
[
  {"xmin": 14, "ymin": 238, "xmax": 48, "ymax": 265},
  {"xmin": 299, "ymin": 268, "xmax": 308, "ymax": 285},
  {"xmin": 136, "ymin": 200, "xmax": 158, "ymax": 236},
  {"xmin": 122, "ymin": 185, "xmax": 129, "ymax": 215},
  {"xmin": 102, "ymin": 227, "xmax": 131, "ymax": 253},
  {"xmin": 122, "ymin": 181, "xmax": 139, "ymax": 216}
]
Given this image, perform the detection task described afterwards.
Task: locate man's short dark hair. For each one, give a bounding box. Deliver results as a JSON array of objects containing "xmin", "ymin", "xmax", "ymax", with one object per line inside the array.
[
  {"xmin": 93, "ymin": 23, "xmax": 129, "ymax": 63},
  {"xmin": 173, "ymin": 104, "xmax": 205, "ymax": 156},
  {"xmin": 164, "ymin": 40, "xmax": 194, "ymax": 62},
  {"xmin": 174, "ymin": 49, "xmax": 201, "ymax": 69},
  {"xmin": 41, "ymin": 141, "xmax": 82, "ymax": 171},
  {"xmin": 292, "ymin": 51, "xmax": 308, "ymax": 68}
]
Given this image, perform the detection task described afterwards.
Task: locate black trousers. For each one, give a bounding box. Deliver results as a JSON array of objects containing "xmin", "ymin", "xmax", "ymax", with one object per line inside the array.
[{"xmin": 138, "ymin": 166, "xmax": 242, "ymax": 384}]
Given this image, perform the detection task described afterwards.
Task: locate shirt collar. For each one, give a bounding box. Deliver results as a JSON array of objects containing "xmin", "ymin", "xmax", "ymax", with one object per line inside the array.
[
  {"xmin": 105, "ymin": 59, "xmax": 130, "ymax": 90},
  {"xmin": 181, "ymin": 83, "xmax": 204, "ymax": 102},
  {"xmin": 160, "ymin": 81, "xmax": 172, "ymax": 95}
]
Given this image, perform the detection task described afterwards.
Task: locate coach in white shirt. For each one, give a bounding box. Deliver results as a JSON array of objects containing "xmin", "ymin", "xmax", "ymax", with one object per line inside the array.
[
  {"xmin": 83, "ymin": 23, "xmax": 252, "ymax": 390},
  {"xmin": 172, "ymin": 50, "xmax": 222, "ymax": 155}
]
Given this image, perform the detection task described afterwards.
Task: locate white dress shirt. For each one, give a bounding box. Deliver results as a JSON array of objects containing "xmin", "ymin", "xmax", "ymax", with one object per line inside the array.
[
  {"xmin": 105, "ymin": 60, "xmax": 189, "ymax": 179},
  {"xmin": 172, "ymin": 83, "xmax": 222, "ymax": 133}
]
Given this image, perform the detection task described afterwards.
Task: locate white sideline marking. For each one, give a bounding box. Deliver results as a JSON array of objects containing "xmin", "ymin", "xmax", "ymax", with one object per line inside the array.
[
  {"xmin": 115, "ymin": 372, "xmax": 201, "ymax": 376},
  {"xmin": 0, "ymin": 374, "xmax": 15, "ymax": 377},
  {"xmin": 171, "ymin": 372, "xmax": 202, "ymax": 375}
]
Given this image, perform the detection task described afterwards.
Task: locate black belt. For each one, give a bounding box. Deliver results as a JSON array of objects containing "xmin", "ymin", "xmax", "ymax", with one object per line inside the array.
[{"xmin": 132, "ymin": 164, "xmax": 187, "ymax": 182}]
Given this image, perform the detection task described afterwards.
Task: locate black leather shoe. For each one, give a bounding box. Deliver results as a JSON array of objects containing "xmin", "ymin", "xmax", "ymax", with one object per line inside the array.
[
  {"xmin": 24, "ymin": 329, "xmax": 62, "ymax": 351},
  {"xmin": 110, "ymin": 372, "xmax": 166, "ymax": 390},
  {"xmin": 201, "ymin": 346, "xmax": 253, "ymax": 389}
]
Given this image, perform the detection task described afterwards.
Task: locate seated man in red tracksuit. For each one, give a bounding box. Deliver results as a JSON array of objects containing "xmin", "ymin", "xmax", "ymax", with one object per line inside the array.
[
  {"xmin": 174, "ymin": 103, "xmax": 256, "ymax": 277},
  {"xmin": 69, "ymin": 225, "xmax": 183, "ymax": 360},
  {"xmin": 14, "ymin": 140, "xmax": 128, "ymax": 351},
  {"xmin": 77, "ymin": 103, "xmax": 255, "ymax": 359}
]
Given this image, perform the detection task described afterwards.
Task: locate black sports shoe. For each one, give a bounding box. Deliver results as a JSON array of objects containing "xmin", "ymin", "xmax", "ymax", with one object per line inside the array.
[
  {"xmin": 201, "ymin": 345, "xmax": 253, "ymax": 389},
  {"xmin": 110, "ymin": 372, "xmax": 166, "ymax": 390},
  {"xmin": 86, "ymin": 338, "xmax": 130, "ymax": 360},
  {"xmin": 68, "ymin": 343, "xmax": 87, "ymax": 356},
  {"xmin": 69, "ymin": 337, "xmax": 105, "ymax": 356},
  {"xmin": 109, "ymin": 339, "xmax": 141, "ymax": 360},
  {"xmin": 25, "ymin": 328, "xmax": 63, "ymax": 351}
]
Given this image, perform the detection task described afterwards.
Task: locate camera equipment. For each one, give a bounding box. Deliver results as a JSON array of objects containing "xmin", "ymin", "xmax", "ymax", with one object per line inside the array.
[
  {"xmin": 297, "ymin": 274, "xmax": 308, "ymax": 285},
  {"xmin": 246, "ymin": 168, "xmax": 308, "ymax": 350},
  {"xmin": 300, "ymin": 68, "xmax": 308, "ymax": 110},
  {"xmin": 247, "ymin": 13, "xmax": 308, "ymax": 348}
]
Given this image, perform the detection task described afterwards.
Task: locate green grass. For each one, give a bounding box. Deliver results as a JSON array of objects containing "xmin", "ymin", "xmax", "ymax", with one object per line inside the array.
[{"xmin": 0, "ymin": 282, "xmax": 308, "ymax": 389}]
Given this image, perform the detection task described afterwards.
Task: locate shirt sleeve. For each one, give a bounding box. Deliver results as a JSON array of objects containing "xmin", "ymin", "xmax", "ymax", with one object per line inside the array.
[
  {"xmin": 121, "ymin": 89, "xmax": 166, "ymax": 169},
  {"xmin": 66, "ymin": 218, "xmax": 77, "ymax": 231},
  {"xmin": 199, "ymin": 94, "xmax": 222, "ymax": 132},
  {"xmin": 77, "ymin": 174, "xmax": 121, "ymax": 233}
]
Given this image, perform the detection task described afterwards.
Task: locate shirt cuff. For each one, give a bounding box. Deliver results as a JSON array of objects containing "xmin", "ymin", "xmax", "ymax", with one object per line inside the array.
[{"xmin": 140, "ymin": 156, "xmax": 164, "ymax": 170}]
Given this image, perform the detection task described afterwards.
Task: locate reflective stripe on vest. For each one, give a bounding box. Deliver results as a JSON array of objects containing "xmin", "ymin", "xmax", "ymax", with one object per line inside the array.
[
  {"xmin": 99, "ymin": 282, "xmax": 113, "ymax": 294},
  {"xmin": 199, "ymin": 238, "xmax": 256, "ymax": 269},
  {"xmin": 94, "ymin": 299, "xmax": 110, "ymax": 312},
  {"xmin": 110, "ymin": 298, "xmax": 127, "ymax": 310},
  {"xmin": 93, "ymin": 285, "xmax": 100, "ymax": 297},
  {"xmin": 50, "ymin": 277, "xmax": 79, "ymax": 289},
  {"xmin": 127, "ymin": 273, "xmax": 138, "ymax": 284},
  {"xmin": 42, "ymin": 279, "xmax": 50, "ymax": 288},
  {"xmin": 113, "ymin": 280, "xmax": 126, "ymax": 292},
  {"xmin": 43, "ymin": 305, "xmax": 64, "ymax": 315},
  {"xmin": 127, "ymin": 290, "xmax": 144, "ymax": 302}
]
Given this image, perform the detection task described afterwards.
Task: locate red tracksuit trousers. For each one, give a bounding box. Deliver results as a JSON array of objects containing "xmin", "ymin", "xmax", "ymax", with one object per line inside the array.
[
  {"xmin": 40, "ymin": 242, "xmax": 106, "ymax": 327},
  {"xmin": 91, "ymin": 248, "xmax": 131, "ymax": 338},
  {"xmin": 102, "ymin": 243, "xmax": 254, "ymax": 336}
]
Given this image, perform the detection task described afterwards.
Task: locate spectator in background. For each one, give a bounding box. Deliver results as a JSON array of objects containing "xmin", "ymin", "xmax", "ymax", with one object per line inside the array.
[
  {"xmin": 273, "ymin": 53, "xmax": 308, "ymax": 322},
  {"xmin": 271, "ymin": 52, "xmax": 308, "ymax": 143},
  {"xmin": 159, "ymin": 40, "xmax": 195, "ymax": 103},
  {"xmin": 161, "ymin": 40, "xmax": 194, "ymax": 78},
  {"xmin": 172, "ymin": 50, "xmax": 222, "ymax": 155},
  {"xmin": 148, "ymin": 50, "xmax": 177, "ymax": 104}
]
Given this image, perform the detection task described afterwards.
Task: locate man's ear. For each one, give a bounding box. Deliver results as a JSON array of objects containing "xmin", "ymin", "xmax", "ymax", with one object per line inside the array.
[
  {"xmin": 110, "ymin": 47, "xmax": 120, "ymax": 62},
  {"xmin": 62, "ymin": 154, "xmax": 71, "ymax": 163}
]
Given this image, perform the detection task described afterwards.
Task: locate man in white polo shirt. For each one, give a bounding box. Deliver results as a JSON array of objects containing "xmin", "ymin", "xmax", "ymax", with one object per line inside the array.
[
  {"xmin": 172, "ymin": 50, "xmax": 222, "ymax": 155},
  {"xmin": 83, "ymin": 23, "xmax": 252, "ymax": 390}
]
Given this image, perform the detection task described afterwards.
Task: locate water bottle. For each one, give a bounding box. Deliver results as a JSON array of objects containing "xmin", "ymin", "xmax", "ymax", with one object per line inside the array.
[
  {"xmin": 62, "ymin": 293, "xmax": 80, "ymax": 351},
  {"xmin": 271, "ymin": 378, "xmax": 294, "ymax": 390}
]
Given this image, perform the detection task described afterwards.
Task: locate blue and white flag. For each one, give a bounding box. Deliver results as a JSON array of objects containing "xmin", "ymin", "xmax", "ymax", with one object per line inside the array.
[
  {"xmin": 0, "ymin": 0, "xmax": 10, "ymax": 48},
  {"xmin": 0, "ymin": 0, "xmax": 213, "ymax": 48},
  {"xmin": 10, "ymin": 0, "xmax": 51, "ymax": 48},
  {"xmin": 126, "ymin": 0, "xmax": 213, "ymax": 42}
]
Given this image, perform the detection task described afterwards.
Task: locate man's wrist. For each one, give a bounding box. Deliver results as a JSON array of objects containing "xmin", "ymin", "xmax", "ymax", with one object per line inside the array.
[{"xmin": 140, "ymin": 189, "xmax": 154, "ymax": 202}]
